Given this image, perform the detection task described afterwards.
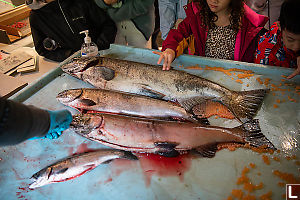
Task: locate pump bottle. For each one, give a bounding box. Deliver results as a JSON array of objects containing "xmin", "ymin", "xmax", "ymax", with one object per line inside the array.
[{"xmin": 80, "ymin": 30, "xmax": 98, "ymax": 57}]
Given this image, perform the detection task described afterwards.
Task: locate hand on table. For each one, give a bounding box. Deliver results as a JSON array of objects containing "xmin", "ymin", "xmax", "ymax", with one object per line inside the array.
[{"xmin": 152, "ymin": 48, "xmax": 175, "ymax": 71}]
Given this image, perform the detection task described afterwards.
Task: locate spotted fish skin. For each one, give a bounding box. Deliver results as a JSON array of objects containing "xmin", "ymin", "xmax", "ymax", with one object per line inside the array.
[{"xmin": 61, "ymin": 57, "xmax": 268, "ymax": 123}]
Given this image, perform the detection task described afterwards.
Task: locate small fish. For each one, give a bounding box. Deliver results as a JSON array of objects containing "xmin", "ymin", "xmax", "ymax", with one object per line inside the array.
[
  {"xmin": 70, "ymin": 113, "xmax": 276, "ymax": 158},
  {"xmin": 29, "ymin": 149, "xmax": 137, "ymax": 189},
  {"xmin": 57, "ymin": 88, "xmax": 202, "ymax": 123},
  {"xmin": 61, "ymin": 57, "xmax": 268, "ymax": 123}
]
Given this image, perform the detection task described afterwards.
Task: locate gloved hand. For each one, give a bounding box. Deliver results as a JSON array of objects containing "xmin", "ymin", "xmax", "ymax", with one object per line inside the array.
[{"xmin": 45, "ymin": 109, "xmax": 73, "ymax": 139}]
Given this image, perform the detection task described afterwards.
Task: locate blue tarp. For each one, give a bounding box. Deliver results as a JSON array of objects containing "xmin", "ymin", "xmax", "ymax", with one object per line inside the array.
[{"xmin": 1, "ymin": 44, "xmax": 299, "ymax": 200}]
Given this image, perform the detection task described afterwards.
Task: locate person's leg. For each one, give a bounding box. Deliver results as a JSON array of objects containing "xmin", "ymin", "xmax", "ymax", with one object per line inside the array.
[
  {"xmin": 121, "ymin": 20, "xmax": 151, "ymax": 49},
  {"xmin": 114, "ymin": 21, "xmax": 127, "ymax": 45},
  {"xmin": 152, "ymin": 0, "xmax": 160, "ymax": 50}
]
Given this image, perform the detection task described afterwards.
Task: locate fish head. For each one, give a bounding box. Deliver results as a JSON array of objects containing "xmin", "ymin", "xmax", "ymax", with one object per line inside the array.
[
  {"xmin": 70, "ymin": 113, "xmax": 103, "ymax": 136},
  {"xmin": 60, "ymin": 56, "xmax": 99, "ymax": 74},
  {"xmin": 56, "ymin": 89, "xmax": 83, "ymax": 104},
  {"xmin": 29, "ymin": 167, "xmax": 53, "ymax": 189}
]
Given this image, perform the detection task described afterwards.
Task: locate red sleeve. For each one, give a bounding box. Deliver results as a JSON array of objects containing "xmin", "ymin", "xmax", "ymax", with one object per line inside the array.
[{"xmin": 161, "ymin": 17, "xmax": 193, "ymax": 58}]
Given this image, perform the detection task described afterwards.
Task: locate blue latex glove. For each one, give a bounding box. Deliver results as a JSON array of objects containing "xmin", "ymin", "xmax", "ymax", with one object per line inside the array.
[
  {"xmin": 45, "ymin": 109, "xmax": 73, "ymax": 139},
  {"xmin": 29, "ymin": 109, "xmax": 72, "ymax": 140}
]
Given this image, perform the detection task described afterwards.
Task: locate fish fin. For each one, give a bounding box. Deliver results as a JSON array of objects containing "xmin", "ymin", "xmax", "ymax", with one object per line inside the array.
[
  {"xmin": 97, "ymin": 66, "xmax": 115, "ymax": 81},
  {"xmin": 192, "ymin": 116, "xmax": 210, "ymax": 125},
  {"xmin": 192, "ymin": 100, "xmax": 235, "ymax": 120},
  {"xmin": 154, "ymin": 142, "xmax": 178, "ymax": 150},
  {"xmin": 56, "ymin": 167, "xmax": 69, "ymax": 174},
  {"xmin": 193, "ymin": 144, "xmax": 218, "ymax": 158},
  {"xmin": 178, "ymin": 97, "xmax": 213, "ymax": 125},
  {"xmin": 154, "ymin": 142, "xmax": 180, "ymax": 157},
  {"xmin": 227, "ymin": 89, "xmax": 268, "ymax": 123},
  {"xmin": 102, "ymin": 160, "xmax": 114, "ymax": 164},
  {"xmin": 120, "ymin": 151, "xmax": 138, "ymax": 160},
  {"xmin": 139, "ymin": 84, "xmax": 165, "ymax": 99},
  {"xmin": 234, "ymin": 119, "xmax": 276, "ymax": 150},
  {"xmin": 157, "ymin": 149, "xmax": 180, "ymax": 157},
  {"xmin": 178, "ymin": 97, "xmax": 214, "ymax": 113},
  {"xmin": 78, "ymin": 98, "xmax": 97, "ymax": 106},
  {"xmin": 46, "ymin": 167, "xmax": 53, "ymax": 179}
]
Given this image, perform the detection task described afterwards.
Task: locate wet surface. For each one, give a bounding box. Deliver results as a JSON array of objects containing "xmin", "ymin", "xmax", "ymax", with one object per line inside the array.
[{"xmin": 1, "ymin": 45, "xmax": 299, "ymax": 199}]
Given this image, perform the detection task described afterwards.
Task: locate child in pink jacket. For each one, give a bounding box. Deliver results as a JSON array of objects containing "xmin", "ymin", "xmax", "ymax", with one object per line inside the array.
[{"xmin": 154, "ymin": 0, "xmax": 268, "ymax": 70}]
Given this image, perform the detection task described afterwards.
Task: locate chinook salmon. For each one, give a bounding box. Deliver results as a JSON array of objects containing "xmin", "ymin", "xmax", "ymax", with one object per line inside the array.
[
  {"xmin": 29, "ymin": 149, "xmax": 137, "ymax": 189},
  {"xmin": 57, "ymin": 88, "xmax": 201, "ymax": 122},
  {"xmin": 61, "ymin": 57, "xmax": 267, "ymax": 123},
  {"xmin": 70, "ymin": 113, "xmax": 276, "ymax": 157}
]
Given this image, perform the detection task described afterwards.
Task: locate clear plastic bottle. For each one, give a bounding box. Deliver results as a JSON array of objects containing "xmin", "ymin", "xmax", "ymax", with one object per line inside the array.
[{"xmin": 80, "ymin": 30, "xmax": 98, "ymax": 57}]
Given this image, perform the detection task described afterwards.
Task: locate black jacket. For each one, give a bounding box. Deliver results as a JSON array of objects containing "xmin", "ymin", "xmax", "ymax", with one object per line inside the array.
[
  {"xmin": 29, "ymin": 0, "xmax": 117, "ymax": 62},
  {"xmin": 0, "ymin": 98, "xmax": 50, "ymax": 146}
]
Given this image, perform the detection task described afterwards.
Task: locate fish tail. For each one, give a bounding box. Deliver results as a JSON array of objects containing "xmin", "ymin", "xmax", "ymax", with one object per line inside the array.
[
  {"xmin": 227, "ymin": 89, "xmax": 268, "ymax": 123},
  {"xmin": 120, "ymin": 151, "xmax": 138, "ymax": 160},
  {"xmin": 235, "ymin": 119, "xmax": 276, "ymax": 150}
]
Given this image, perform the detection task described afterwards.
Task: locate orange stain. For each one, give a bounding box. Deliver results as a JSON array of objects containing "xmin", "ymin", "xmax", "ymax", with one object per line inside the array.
[
  {"xmin": 236, "ymin": 79, "xmax": 243, "ymax": 84},
  {"xmin": 273, "ymin": 170, "xmax": 300, "ymax": 184},
  {"xmin": 256, "ymin": 77, "xmax": 263, "ymax": 84},
  {"xmin": 262, "ymin": 155, "xmax": 270, "ymax": 165},
  {"xmin": 260, "ymin": 191, "xmax": 272, "ymax": 200}
]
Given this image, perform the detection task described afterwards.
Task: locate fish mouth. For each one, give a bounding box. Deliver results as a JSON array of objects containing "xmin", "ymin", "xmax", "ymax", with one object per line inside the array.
[
  {"xmin": 29, "ymin": 177, "xmax": 46, "ymax": 189},
  {"xmin": 70, "ymin": 114, "xmax": 104, "ymax": 135},
  {"xmin": 57, "ymin": 89, "xmax": 83, "ymax": 104}
]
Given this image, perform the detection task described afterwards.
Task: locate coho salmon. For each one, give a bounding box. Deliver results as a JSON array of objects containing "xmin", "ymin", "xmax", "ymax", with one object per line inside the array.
[
  {"xmin": 70, "ymin": 113, "xmax": 276, "ymax": 157},
  {"xmin": 57, "ymin": 88, "xmax": 200, "ymax": 122},
  {"xmin": 61, "ymin": 57, "xmax": 267, "ymax": 123},
  {"xmin": 29, "ymin": 149, "xmax": 137, "ymax": 188}
]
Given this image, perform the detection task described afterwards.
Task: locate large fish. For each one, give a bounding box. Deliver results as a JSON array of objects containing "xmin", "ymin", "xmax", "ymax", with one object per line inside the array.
[
  {"xmin": 56, "ymin": 88, "xmax": 202, "ymax": 123},
  {"xmin": 29, "ymin": 149, "xmax": 137, "ymax": 189},
  {"xmin": 70, "ymin": 113, "xmax": 276, "ymax": 157},
  {"xmin": 61, "ymin": 57, "xmax": 267, "ymax": 123}
]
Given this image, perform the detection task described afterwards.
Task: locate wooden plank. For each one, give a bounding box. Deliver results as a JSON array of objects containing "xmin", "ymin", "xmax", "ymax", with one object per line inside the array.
[
  {"xmin": 0, "ymin": 73, "xmax": 28, "ymax": 99},
  {"xmin": 0, "ymin": 5, "xmax": 30, "ymax": 25}
]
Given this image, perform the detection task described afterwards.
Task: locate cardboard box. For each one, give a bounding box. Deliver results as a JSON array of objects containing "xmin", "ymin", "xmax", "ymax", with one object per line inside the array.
[{"xmin": 0, "ymin": 5, "xmax": 31, "ymax": 44}]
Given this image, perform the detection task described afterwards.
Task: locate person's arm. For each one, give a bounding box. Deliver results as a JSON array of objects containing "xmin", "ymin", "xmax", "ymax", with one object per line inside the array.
[
  {"xmin": 0, "ymin": 98, "xmax": 49, "ymax": 146},
  {"xmin": 153, "ymin": 17, "xmax": 192, "ymax": 70},
  {"xmin": 86, "ymin": 1, "xmax": 117, "ymax": 50},
  {"xmin": 0, "ymin": 98, "xmax": 73, "ymax": 146},
  {"xmin": 287, "ymin": 56, "xmax": 300, "ymax": 79},
  {"xmin": 29, "ymin": 15, "xmax": 74, "ymax": 62},
  {"xmin": 94, "ymin": 0, "xmax": 154, "ymax": 22}
]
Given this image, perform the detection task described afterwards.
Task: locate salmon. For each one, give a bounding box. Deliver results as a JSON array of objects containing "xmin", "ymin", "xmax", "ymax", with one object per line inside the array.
[
  {"xmin": 56, "ymin": 88, "xmax": 203, "ymax": 122},
  {"xmin": 29, "ymin": 149, "xmax": 137, "ymax": 188},
  {"xmin": 70, "ymin": 113, "xmax": 276, "ymax": 157},
  {"xmin": 61, "ymin": 57, "xmax": 268, "ymax": 123}
]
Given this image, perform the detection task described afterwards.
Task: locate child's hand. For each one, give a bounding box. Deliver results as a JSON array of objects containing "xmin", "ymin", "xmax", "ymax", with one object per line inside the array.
[
  {"xmin": 287, "ymin": 56, "xmax": 300, "ymax": 79},
  {"xmin": 153, "ymin": 48, "xmax": 175, "ymax": 71}
]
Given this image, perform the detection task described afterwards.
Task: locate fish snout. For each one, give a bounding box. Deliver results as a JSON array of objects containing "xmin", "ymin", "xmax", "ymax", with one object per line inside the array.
[{"xmin": 56, "ymin": 89, "xmax": 83, "ymax": 104}]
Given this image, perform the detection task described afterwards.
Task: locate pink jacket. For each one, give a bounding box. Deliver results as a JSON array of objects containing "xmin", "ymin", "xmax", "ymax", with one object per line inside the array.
[{"xmin": 162, "ymin": 2, "xmax": 268, "ymax": 63}]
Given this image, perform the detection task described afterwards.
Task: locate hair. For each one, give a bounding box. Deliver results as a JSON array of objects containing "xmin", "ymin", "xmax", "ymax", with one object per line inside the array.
[
  {"xmin": 279, "ymin": 0, "xmax": 300, "ymax": 34},
  {"xmin": 193, "ymin": 0, "xmax": 245, "ymax": 33}
]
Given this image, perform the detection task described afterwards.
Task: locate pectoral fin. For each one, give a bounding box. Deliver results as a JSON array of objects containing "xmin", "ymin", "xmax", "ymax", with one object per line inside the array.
[
  {"xmin": 139, "ymin": 84, "xmax": 165, "ymax": 99},
  {"xmin": 98, "ymin": 66, "xmax": 115, "ymax": 81},
  {"xmin": 78, "ymin": 98, "xmax": 97, "ymax": 106},
  {"xmin": 154, "ymin": 142, "xmax": 180, "ymax": 157}
]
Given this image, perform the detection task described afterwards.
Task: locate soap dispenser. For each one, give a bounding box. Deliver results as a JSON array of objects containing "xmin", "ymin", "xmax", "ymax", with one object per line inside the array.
[{"xmin": 80, "ymin": 30, "xmax": 98, "ymax": 57}]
